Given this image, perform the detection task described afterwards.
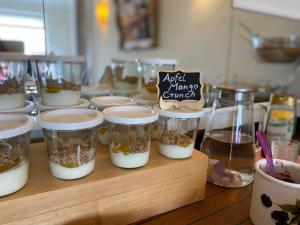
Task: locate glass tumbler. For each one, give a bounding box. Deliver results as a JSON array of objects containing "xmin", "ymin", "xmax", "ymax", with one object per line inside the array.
[
  {"xmin": 271, "ymin": 138, "xmax": 300, "ymax": 162},
  {"xmin": 103, "ymin": 105, "xmax": 159, "ymax": 168},
  {"xmin": 0, "ymin": 114, "xmax": 34, "ymax": 196},
  {"xmin": 201, "ymin": 86, "xmax": 256, "ymax": 187},
  {"xmin": 111, "ymin": 58, "xmax": 139, "ymax": 95},
  {"xmin": 158, "ymin": 108, "xmax": 203, "ymax": 159},
  {"xmin": 138, "ymin": 58, "xmax": 177, "ymax": 101},
  {"xmin": 0, "ymin": 53, "xmax": 29, "ymax": 109},
  {"xmin": 33, "ymin": 55, "xmax": 86, "ymax": 107}
]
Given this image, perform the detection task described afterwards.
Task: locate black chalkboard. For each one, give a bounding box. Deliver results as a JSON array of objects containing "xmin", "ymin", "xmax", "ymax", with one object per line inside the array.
[{"xmin": 157, "ymin": 71, "xmax": 201, "ymax": 102}]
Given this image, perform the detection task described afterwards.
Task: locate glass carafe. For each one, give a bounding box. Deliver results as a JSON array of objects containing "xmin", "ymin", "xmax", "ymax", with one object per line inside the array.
[{"xmin": 201, "ymin": 86, "xmax": 256, "ymax": 187}]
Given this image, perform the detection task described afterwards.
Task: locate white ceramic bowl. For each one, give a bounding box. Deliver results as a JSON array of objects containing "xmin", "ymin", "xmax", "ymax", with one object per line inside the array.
[{"xmin": 250, "ymin": 159, "xmax": 300, "ymax": 225}]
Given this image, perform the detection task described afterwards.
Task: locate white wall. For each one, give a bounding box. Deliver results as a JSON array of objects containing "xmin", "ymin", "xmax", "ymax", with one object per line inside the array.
[
  {"xmin": 44, "ymin": 0, "xmax": 77, "ymax": 55},
  {"xmin": 86, "ymin": 0, "xmax": 300, "ymax": 96},
  {"xmin": 0, "ymin": 0, "xmax": 77, "ymax": 56},
  {"xmin": 88, "ymin": 0, "xmax": 232, "ymax": 84},
  {"xmin": 228, "ymin": 10, "xmax": 300, "ymax": 92}
]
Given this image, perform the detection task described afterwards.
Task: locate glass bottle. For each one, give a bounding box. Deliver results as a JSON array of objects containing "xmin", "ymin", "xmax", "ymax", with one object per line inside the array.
[{"xmin": 201, "ymin": 86, "xmax": 256, "ymax": 187}]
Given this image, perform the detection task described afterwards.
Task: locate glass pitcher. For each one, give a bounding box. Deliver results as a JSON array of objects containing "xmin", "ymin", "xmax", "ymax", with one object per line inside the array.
[{"xmin": 201, "ymin": 86, "xmax": 256, "ymax": 187}]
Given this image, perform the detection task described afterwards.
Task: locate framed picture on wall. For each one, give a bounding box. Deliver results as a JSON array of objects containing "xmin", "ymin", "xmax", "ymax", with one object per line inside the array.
[{"xmin": 115, "ymin": 0, "xmax": 157, "ymax": 51}]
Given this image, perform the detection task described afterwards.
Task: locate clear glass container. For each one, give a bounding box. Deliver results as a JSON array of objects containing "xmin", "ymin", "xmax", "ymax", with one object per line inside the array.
[
  {"xmin": 33, "ymin": 55, "xmax": 86, "ymax": 107},
  {"xmin": 201, "ymin": 86, "xmax": 256, "ymax": 187},
  {"xmin": 265, "ymin": 93, "xmax": 297, "ymax": 141},
  {"xmin": 0, "ymin": 114, "xmax": 34, "ymax": 196},
  {"xmin": 111, "ymin": 58, "xmax": 139, "ymax": 95},
  {"xmin": 39, "ymin": 108, "xmax": 103, "ymax": 180},
  {"xmin": 103, "ymin": 106, "xmax": 159, "ymax": 168},
  {"xmin": 138, "ymin": 58, "xmax": 177, "ymax": 101},
  {"xmin": 90, "ymin": 96, "xmax": 137, "ymax": 146},
  {"xmin": 0, "ymin": 53, "xmax": 29, "ymax": 109},
  {"xmin": 158, "ymin": 108, "xmax": 203, "ymax": 159}
]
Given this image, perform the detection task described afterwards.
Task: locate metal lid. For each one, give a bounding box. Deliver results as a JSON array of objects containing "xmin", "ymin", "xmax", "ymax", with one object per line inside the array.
[
  {"xmin": 103, "ymin": 105, "xmax": 159, "ymax": 125},
  {"xmin": 0, "ymin": 114, "xmax": 34, "ymax": 139},
  {"xmin": 270, "ymin": 93, "xmax": 297, "ymax": 107},
  {"xmin": 38, "ymin": 108, "xmax": 103, "ymax": 130}
]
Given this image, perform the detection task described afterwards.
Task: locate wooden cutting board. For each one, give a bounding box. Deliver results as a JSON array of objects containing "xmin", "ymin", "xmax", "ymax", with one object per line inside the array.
[{"xmin": 0, "ymin": 142, "xmax": 208, "ymax": 225}]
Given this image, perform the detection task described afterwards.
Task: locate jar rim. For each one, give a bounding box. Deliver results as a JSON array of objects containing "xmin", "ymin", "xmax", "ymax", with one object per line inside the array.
[
  {"xmin": 103, "ymin": 105, "xmax": 159, "ymax": 125},
  {"xmin": 0, "ymin": 114, "xmax": 34, "ymax": 139},
  {"xmin": 159, "ymin": 108, "xmax": 204, "ymax": 118},
  {"xmin": 38, "ymin": 108, "xmax": 104, "ymax": 130},
  {"xmin": 90, "ymin": 96, "xmax": 136, "ymax": 109}
]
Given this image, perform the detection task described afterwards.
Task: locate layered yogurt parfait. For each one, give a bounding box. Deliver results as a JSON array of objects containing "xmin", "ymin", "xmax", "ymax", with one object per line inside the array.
[
  {"xmin": 158, "ymin": 107, "xmax": 203, "ymax": 159},
  {"xmin": 138, "ymin": 58, "xmax": 177, "ymax": 101},
  {"xmin": 33, "ymin": 55, "xmax": 85, "ymax": 107},
  {"xmin": 103, "ymin": 105, "xmax": 159, "ymax": 168},
  {"xmin": 90, "ymin": 96, "xmax": 137, "ymax": 146},
  {"xmin": 0, "ymin": 53, "xmax": 29, "ymax": 109},
  {"xmin": 0, "ymin": 114, "xmax": 34, "ymax": 196},
  {"xmin": 41, "ymin": 78, "xmax": 81, "ymax": 106},
  {"xmin": 38, "ymin": 108, "xmax": 103, "ymax": 179}
]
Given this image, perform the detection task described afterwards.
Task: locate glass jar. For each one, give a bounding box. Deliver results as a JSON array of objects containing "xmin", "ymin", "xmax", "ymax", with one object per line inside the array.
[
  {"xmin": 103, "ymin": 106, "xmax": 159, "ymax": 168},
  {"xmin": 0, "ymin": 53, "xmax": 29, "ymax": 109},
  {"xmin": 265, "ymin": 93, "xmax": 297, "ymax": 141},
  {"xmin": 111, "ymin": 58, "xmax": 139, "ymax": 95},
  {"xmin": 138, "ymin": 58, "xmax": 177, "ymax": 101},
  {"xmin": 90, "ymin": 96, "xmax": 137, "ymax": 146},
  {"xmin": 158, "ymin": 108, "xmax": 203, "ymax": 159},
  {"xmin": 201, "ymin": 86, "xmax": 256, "ymax": 187},
  {"xmin": 38, "ymin": 108, "xmax": 103, "ymax": 180},
  {"xmin": 0, "ymin": 114, "xmax": 34, "ymax": 196},
  {"xmin": 33, "ymin": 55, "xmax": 86, "ymax": 107}
]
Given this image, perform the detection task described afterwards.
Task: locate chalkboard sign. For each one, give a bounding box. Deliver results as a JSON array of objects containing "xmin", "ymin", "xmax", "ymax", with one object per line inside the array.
[
  {"xmin": 157, "ymin": 70, "xmax": 203, "ymax": 110},
  {"xmin": 158, "ymin": 71, "xmax": 201, "ymax": 101}
]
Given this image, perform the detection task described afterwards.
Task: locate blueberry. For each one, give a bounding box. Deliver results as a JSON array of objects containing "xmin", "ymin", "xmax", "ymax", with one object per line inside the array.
[
  {"xmin": 271, "ymin": 211, "xmax": 289, "ymax": 222},
  {"xmin": 261, "ymin": 194, "xmax": 272, "ymax": 207}
]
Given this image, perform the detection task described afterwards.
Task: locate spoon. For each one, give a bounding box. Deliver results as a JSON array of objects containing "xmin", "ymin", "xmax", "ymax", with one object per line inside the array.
[{"xmin": 256, "ymin": 131, "xmax": 275, "ymax": 177}]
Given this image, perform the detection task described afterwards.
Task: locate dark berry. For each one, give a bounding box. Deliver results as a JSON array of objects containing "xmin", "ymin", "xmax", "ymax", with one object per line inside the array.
[
  {"xmin": 261, "ymin": 194, "xmax": 272, "ymax": 207},
  {"xmin": 271, "ymin": 211, "xmax": 289, "ymax": 222}
]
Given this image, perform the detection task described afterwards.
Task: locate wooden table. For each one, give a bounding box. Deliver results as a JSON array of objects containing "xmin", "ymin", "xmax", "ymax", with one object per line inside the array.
[{"xmin": 132, "ymin": 183, "xmax": 253, "ymax": 225}]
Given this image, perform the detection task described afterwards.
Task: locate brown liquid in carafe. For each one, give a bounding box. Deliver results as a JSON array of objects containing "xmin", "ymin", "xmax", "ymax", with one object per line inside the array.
[{"xmin": 201, "ymin": 129, "xmax": 255, "ymax": 187}]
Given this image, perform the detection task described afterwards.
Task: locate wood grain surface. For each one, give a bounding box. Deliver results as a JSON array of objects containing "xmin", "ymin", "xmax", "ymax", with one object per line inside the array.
[{"xmin": 0, "ymin": 142, "xmax": 208, "ymax": 225}]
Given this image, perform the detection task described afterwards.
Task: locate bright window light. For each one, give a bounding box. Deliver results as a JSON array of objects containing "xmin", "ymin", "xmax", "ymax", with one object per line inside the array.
[{"xmin": 0, "ymin": 14, "xmax": 46, "ymax": 54}]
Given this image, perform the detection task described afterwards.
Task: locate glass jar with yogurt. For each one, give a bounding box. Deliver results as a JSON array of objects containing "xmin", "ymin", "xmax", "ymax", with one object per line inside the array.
[
  {"xmin": 38, "ymin": 108, "xmax": 103, "ymax": 180},
  {"xmin": 111, "ymin": 58, "xmax": 139, "ymax": 95},
  {"xmin": 138, "ymin": 58, "xmax": 177, "ymax": 101},
  {"xmin": 158, "ymin": 107, "xmax": 203, "ymax": 159},
  {"xmin": 103, "ymin": 106, "xmax": 159, "ymax": 168},
  {"xmin": 0, "ymin": 114, "xmax": 34, "ymax": 196},
  {"xmin": 90, "ymin": 96, "xmax": 137, "ymax": 145},
  {"xmin": 0, "ymin": 53, "xmax": 29, "ymax": 110},
  {"xmin": 33, "ymin": 55, "xmax": 85, "ymax": 107}
]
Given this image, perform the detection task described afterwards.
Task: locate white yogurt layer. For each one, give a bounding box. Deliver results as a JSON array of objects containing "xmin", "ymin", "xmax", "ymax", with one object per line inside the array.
[
  {"xmin": 0, "ymin": 93, "xmax": 25, "ymax": 109},
  {"xmin": 49, "ymin": 158, "xmax": 95, "ymax": 180},
  {"xmin": 0, "ymin": 160, "xmax": 29, "ymax": 197},
  {"xmin": 110, "ymin": 150, "xmax": 150, "ymax": 168},
  {"xmin": 159, "ymin": 142, "xmax": 195, "ymax": 159},
  {"xmin": 98, "ymin": 131, "xmax": 109, "ymax": 145},
  {"xmin": 41, "ymin": 89, "xmax": 81, "ymax": 107},
  {"xmin": 141, "ymin": 88, "xmax": 157, "ymax": 100}
]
